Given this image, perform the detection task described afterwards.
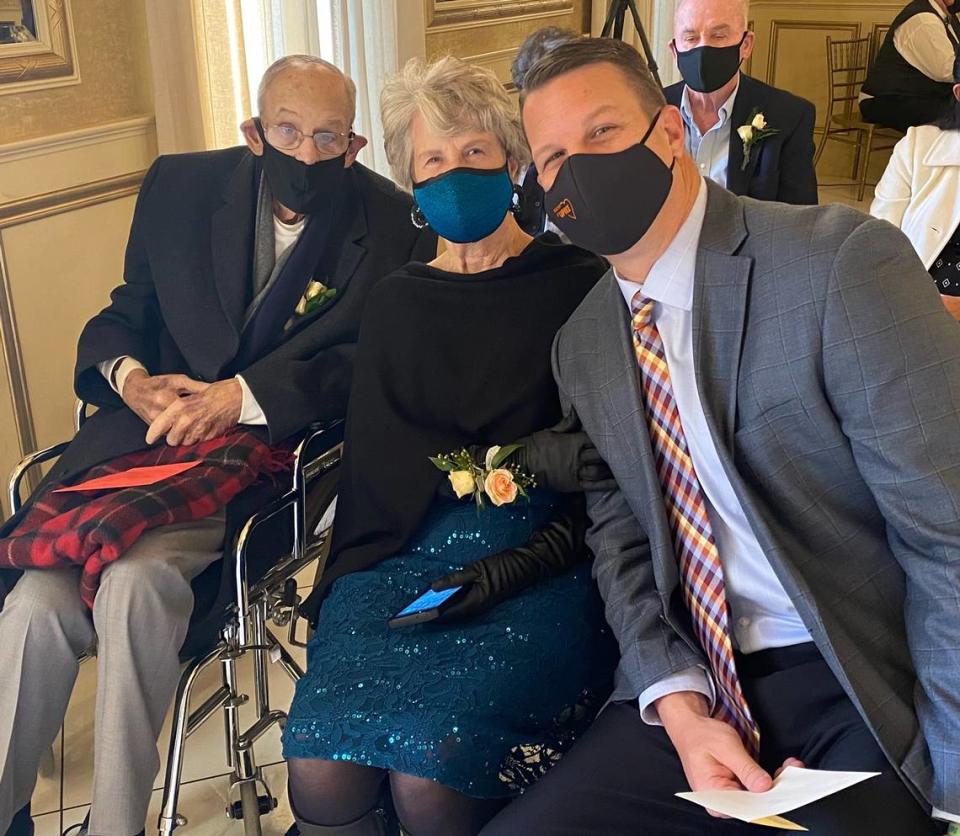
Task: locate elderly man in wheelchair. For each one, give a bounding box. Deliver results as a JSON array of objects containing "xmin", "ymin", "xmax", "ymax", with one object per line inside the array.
[{"xmin": 0, "ymin": 54, "xmax": 434, "ymax": 836}]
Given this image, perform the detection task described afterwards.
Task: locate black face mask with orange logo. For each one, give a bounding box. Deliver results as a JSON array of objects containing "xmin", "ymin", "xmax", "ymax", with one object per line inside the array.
[{"xmin": 544, "ymin": 109, "xmax": 675, "ymax": 256}]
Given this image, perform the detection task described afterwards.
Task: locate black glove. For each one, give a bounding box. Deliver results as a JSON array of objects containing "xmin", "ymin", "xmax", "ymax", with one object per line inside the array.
[
  {"xmin": 430, "ymin": 502, "xmax": 588, "ymax": 622},
  {"xmin": 472, "ymin": 413, "xmax": 614, "ymax": 493}
]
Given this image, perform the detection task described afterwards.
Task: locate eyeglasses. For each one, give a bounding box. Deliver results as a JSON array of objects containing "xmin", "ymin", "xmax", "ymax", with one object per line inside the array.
[{"xmin": 260, "ymin": 120, "xmax": 355, "ymax": 155}]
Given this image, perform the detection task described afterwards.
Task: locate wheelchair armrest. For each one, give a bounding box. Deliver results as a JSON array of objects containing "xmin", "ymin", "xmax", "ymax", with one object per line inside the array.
[
  {"xmin": 8, "ymin": 399, "xmax": 91, "ymax": 515},
  {"xmin": 231, "ymin": 420, "xmax": 343, "ymax": 640},
  {"xmin": 8, "ymin": 440, "xmax": 72, "ymax": 515}
]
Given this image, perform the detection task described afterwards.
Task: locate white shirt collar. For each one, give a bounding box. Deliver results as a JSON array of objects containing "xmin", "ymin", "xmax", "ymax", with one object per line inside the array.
[
  {"xmin": 929, "ymin": 0, "xmax": 948, "ymax": 19},
  {"xmin": 614, "ymin": 177, "xmax": 709, "ymax": 313},
  {"xmin": 680, "ymin": 78, "xmax": 741, "ymax": 133}
]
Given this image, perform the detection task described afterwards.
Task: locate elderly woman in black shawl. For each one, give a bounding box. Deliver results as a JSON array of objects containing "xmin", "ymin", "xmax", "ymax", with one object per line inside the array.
[{"xmin": 283, "ymin": 56, "xmax": 617, "ymax": 836}]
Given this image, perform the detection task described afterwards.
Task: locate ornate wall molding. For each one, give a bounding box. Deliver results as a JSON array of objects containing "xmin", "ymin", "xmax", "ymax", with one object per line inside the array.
[{"xmin": 425, "ymin": 0, "xmax": 573, "ymax": 31}]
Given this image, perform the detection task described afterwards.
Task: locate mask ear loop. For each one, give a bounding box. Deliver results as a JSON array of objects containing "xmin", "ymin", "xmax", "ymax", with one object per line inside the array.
[
  {"xmin": 640, "ymin": 108, "xmax": 664, "ymax": 145},
  {"xmin": 411, "ymin": 204, "xmax": 429, "ymax": 229}
]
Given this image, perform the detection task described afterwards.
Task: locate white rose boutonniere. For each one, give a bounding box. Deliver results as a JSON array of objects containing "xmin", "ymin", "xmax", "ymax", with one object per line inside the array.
[
  {"xmin": 295, "ymin": 280, "xmax": 338, "ymax": 317},
  {"xmin": 739, "ymin": 108, "xmax": 779, "ymax": 171}
]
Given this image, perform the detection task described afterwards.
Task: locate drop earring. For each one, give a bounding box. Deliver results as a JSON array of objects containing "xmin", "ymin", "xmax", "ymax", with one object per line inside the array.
[
  {"xmin": 411, "ymin": 203, "xmax": 428, "ymax": 229},
  {"xmin": 510, "ymin": 184, "xmax": 524, "ymax": 216}
]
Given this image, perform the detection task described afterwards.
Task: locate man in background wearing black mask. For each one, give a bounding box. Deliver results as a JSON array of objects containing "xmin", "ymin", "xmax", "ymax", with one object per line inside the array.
[
  {"xmin": 664, "ymin": 0, "xmax": 818, "ymax": 205},
  {"xmin": 483, "ymin": 35, "xmax": 958, "ymax": 836},
  {"xmin": 0, "ymin": 55, "xmax": 434, "ymax": 836}
]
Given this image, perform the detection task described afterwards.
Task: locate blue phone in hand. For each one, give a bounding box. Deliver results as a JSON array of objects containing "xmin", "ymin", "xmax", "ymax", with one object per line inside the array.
[{"xmin": 388, "ymin": 585, "xmax": 464, "ymax": 628}]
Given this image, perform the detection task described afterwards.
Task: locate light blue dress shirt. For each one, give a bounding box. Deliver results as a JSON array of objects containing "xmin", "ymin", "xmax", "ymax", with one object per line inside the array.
[
  {"xmin": 614, "ymin": 178, "xmax": 812, "ymax": 724},
  {"xmin": 680, "ymin": 82, "xmax": 740, "ymax": 189}
]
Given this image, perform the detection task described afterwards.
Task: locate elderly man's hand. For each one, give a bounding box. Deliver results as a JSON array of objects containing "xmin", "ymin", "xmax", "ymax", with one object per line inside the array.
[
  {"xmin": 122, "ymin": 369, "xmax": 209, "ymax": 424},
  {"xmin": 145, "ymin": 379, "xmax": 243, "ymax": 446}
]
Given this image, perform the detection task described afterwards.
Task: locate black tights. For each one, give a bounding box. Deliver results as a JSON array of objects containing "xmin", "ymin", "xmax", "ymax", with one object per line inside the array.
[{"xmin": 287, "ymin": 759, "xmax": 507, "ymax": 836}]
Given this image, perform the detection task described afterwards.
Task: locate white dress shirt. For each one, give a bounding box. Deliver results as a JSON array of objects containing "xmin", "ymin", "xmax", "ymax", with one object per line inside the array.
[
  {"xmin": 894, "ymin": 0, "xmax": 955, "ymax": 83},
  {"xmin": 615, "ymin": 178, "xmax": 812, "ymax": 723},
  {"xmin": 97, "ymin": 212, "xmax": 311, "ymax": 426},
  {"xmin": 679, "ymin": 81, "xmax": 739, "ymax": 189}
]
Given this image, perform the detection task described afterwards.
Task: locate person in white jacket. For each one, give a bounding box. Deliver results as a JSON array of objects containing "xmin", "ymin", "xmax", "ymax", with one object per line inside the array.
[{"xmin": 872, "ymin": 52, "xmax": 960, "ymax": 319}]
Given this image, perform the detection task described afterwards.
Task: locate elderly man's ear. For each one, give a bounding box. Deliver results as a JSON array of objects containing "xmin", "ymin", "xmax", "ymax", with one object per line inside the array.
[
  {"xmin": 239, "ymin": 118, "xmax": 367, "ymax": 167},
  {"xmin": 345, "ymin": 133, "xmax": 368, "ymax": 166},
  {"xmin": 241, "ymin": 118, "xmax": 264, "ymax": 155}
]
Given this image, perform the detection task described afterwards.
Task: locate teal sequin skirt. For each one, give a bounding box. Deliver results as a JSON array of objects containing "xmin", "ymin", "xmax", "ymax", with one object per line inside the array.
[{"xmin": 282, "ymin": 492, "xmax": 617, "ymax": 798}]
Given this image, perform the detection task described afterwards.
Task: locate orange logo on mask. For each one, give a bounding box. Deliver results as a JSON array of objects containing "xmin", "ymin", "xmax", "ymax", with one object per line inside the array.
[{"xmin": 553, "ymin": 198, "xmax": 576, "ymax": 220}]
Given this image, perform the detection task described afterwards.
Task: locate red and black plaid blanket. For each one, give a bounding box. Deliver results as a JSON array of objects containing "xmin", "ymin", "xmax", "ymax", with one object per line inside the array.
[{"xmin": 0, "ymin": 431, "xmax": 291, "ymax": 609}]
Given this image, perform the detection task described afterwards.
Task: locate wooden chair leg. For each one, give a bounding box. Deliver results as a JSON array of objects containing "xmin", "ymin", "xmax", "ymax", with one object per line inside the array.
[{"xmin": 858, "ymin": 125, "xmax": 875, "ymax": 202}]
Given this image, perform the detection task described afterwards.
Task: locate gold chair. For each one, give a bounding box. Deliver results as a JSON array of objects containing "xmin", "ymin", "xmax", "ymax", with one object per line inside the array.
[{"xmin": 814, "ymin": 35, "xmax": 903, "ymax": 201}]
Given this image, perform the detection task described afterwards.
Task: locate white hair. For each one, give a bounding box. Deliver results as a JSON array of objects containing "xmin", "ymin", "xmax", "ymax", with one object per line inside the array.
[
  {"xmin": 380, "ymin": 56, "xmax": 530, "ymax": 191},
  {"xmin": 676, "ymin": 0, "xmax": 750, "ymax": 29},
  {"xmin": 256, "ymin": 55, "xmax": 357, "ymax": 117}
]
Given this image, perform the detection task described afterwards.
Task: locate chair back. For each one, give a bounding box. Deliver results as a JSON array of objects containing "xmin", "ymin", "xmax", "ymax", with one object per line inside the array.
[{"xmin": 825, "ymin": 36, "xmax": 872, "ymax": 118}]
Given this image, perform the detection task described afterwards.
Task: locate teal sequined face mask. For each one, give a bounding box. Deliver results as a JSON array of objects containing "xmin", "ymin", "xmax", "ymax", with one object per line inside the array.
[{"xmin": 412, "ymin": 165, "xmax": 515, "ymax": 244}]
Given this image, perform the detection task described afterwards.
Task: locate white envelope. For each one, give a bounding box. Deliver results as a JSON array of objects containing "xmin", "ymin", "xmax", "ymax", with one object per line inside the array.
[{"xmin": 676, "ymin": 767, "xmax": 880, "ymax": 826}]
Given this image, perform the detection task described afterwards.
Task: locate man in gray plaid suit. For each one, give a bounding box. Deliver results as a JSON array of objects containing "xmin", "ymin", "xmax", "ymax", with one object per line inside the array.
[{"xmin": 483, "ymin": 36, "xmax": 959, "ymax": 836}]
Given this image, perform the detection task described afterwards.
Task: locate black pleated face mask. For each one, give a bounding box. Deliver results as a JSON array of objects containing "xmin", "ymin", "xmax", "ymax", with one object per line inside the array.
[
  {"xmin": 255, "ymin": 118, "xmax": 347, "ymax": 215},
  {"xmin": 675, "ymin": 33, "xmax": 747, "ymax": 94},
  {"xmin": 544, "ymin": 109, "xmax": 676, "ymax": 256}
]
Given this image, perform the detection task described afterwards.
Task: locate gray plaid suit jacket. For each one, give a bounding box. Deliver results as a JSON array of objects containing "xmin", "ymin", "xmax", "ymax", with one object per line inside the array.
[{"xmin": 552, "ymin": 180, "xmax": 960, "ymax": 814}]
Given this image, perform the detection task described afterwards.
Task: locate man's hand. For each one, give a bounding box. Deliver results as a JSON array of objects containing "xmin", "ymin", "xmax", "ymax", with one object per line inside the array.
[
  {"xmin": 122, "ymin": 369, "xmax": 209, "ymax": 424},
  {"xmin": 657, "ymin": 691, "xmax": 773, "ymax": 817},
  {"xmin": 145, "ymin": 379, "xmax": 242, "ymax": 446}
]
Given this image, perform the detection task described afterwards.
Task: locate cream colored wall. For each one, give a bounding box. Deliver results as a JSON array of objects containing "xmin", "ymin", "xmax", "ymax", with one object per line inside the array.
[
  {"xmin": 0, "ymin": 0, "xmax": 153, "ymax": 145},
  {"xmin": 0, "ymin": 0, "xmax": 155, "ymax": 516}
]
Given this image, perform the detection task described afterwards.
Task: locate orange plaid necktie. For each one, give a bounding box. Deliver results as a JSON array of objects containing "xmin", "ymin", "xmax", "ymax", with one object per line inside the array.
[{"xmin": 631, "ymin": 291, "xmax": 760, "ymax": 756}]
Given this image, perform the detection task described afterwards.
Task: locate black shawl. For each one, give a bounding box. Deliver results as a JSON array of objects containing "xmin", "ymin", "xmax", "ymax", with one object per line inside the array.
[{"xmin": 302, "ymin": 238, "xmax": 607, "ymax": 618}]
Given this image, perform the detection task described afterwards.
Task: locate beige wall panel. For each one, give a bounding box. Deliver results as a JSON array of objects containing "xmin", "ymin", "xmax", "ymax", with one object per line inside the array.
[
  {"xmin": 0, "ymin": 0, "xmax": 153, "ymax": 145},
  {"xmin": 0, "ymin": 329, "xmax": 18, "ymax": 517},
  {"xmin": 766, "ymin": 20, "xmax": 863, "ymax": 123},
  {"xmin": 425, "ymin": 0, "xmax": 593, "ymax": 86},
  {"xmin": 0, "ymin": 117, "xmax": 156, "ymax": 203},
  {"xmin": 0, "ymin": 195, "xmax": 136, "ymax": 451}
]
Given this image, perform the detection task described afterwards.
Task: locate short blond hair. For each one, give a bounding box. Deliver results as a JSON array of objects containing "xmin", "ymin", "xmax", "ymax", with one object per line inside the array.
[{"xmin": 380, "ymin": 56, "xmax": 530, "ymax": 190}]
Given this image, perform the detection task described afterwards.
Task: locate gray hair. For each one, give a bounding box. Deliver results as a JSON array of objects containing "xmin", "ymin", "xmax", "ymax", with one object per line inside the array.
[
  {"xmin": 521, "ymin": 37, "xmax": 666, "ymax": 117},
  {"xmin": 380, "ymin": 56, "xmax": 530, "ymax": 191},
  {"xmin": 675, "ymin": 0, "xmax": 750, "ymax": 30},
  {"xmin": 511, "ymin": 26, "xmax": 581, "ymax": 91},
  {"xmin": 257, "ymin": 55, "xmax": 357, "ymax": 118}
]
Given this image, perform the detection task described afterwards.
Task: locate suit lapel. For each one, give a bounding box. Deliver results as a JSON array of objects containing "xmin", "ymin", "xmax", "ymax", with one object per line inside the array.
[
  {"xmin": 692, "ymin": 182, "xmax": 751, "ymax": 449},
  {"xmin": 726, "ymin": 74, "xmax": 762, "ymax": 195},
  {"xmin": 211, "ymin": 153, "xmax": 259, "ymax": 350},
  {"xmin": 284, "ymin": 168, "xmax": 368, "ymax": 340}
]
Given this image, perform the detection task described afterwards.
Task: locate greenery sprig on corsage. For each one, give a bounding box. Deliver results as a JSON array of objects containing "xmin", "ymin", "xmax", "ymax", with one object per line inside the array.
[{"xmin": 430, "ymin": 444, "xmax": 536, "ymax": 508}]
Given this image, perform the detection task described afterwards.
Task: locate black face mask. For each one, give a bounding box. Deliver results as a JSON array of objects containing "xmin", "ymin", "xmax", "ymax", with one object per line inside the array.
[
  {"xmin": 544, "ymin": 110, "xmax": 675, "ymax": 256},
  {"xmin": 675, "ymin": 33, "xmax": 747, "ymax": 94},
  {"xmin": 255, "ymin": 119, "xmax": 347, "ymax": 214}
]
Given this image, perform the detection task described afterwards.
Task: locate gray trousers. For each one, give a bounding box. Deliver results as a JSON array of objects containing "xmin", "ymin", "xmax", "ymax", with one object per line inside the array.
[{"xmin": 0, "ymin": 513, "xmax": 225, "ymax": 836}]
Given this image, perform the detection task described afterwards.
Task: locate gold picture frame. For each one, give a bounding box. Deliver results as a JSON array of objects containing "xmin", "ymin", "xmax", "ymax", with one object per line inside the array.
[
  {"xmin": 0, "ymin": 0, "xmax": 79, "ymax": 96},
  {"xmin": 425, "ymin": 0, "xmax": 574, "ymax": 30}
]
